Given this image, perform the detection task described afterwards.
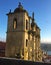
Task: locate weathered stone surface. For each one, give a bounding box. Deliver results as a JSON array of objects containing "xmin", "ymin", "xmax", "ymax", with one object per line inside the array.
[{"xmin": 5, "ymin": 3, "xmax": 42, "ymax": 62}]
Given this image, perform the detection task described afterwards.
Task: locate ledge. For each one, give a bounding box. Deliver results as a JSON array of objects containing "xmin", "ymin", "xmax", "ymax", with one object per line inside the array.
[{"xmin": 0, "ymin": 57, "xmax": 51, "ymax": 65}]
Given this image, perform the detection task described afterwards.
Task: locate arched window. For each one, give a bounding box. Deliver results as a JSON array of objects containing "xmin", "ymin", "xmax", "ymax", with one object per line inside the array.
[
  {"xmin": 26, "ymin": 20, "xmax": 28, "ymax": 30},
  {"xmin": 13, "ymin": 19, "xmax": 17, "ymax": 29}
]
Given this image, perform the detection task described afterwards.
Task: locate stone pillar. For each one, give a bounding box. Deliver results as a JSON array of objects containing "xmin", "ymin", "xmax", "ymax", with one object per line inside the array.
[
  {"xmin": 32, "ymin": 35, "xmax": 35, "ymax": 61},
  {"xmin": 28, "ymin": 40, "xmax": 31, "ymax": 60}
]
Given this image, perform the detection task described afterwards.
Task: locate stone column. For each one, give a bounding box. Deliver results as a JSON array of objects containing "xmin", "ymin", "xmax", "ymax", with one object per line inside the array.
[
  {"xmin": 32, "ymin": 35, "xmax": 35, "ymax": 61},
  {"xmin": 28, "ymin": 40, "xmax": 31, "ymax": 60}
]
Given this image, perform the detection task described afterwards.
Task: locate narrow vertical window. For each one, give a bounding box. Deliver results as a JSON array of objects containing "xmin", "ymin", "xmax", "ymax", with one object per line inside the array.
[
  {"xmin": 26, "ymin": 39, "xmax": 28, "ymax": 47},
  {"xmin": 26, "ymin": 20, "xmax": 28, "ymax": 30},
  {"xmin": 13, "ymin": 19, "xmax": 17, "ymax": 29}
]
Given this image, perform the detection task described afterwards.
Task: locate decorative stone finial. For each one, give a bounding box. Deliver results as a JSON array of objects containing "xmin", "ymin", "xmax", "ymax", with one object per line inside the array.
[
  {"xmin": 18, "ymin": 2, "xmax": 23, "ymax": 9},
  {"xmin": 19, "ymin": 2, "xmax": 21, "ymax": 6},
  {"xmin": 32, "ymin": 12, "xmax": 34, "ymax": 21},
  {"xmin": 18, "ymin": 2, "xmax": 22, "ymax": 7},
  {"xmin": 9, "ymin": 9, "xmax": 11, "ymax": 13},
  {"xmin": 31, "ymin": 12, "xmax": 35, "ymax": 28}
]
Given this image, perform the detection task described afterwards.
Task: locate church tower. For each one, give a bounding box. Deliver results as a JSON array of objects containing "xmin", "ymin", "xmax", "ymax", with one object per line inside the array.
[
  {"xmin": 5, "ymin": 2, "xmax": 42, "ymax": 61},
  {"xmin": 5, "ymin": 2, "xmax": 30, "ymax": 60}
]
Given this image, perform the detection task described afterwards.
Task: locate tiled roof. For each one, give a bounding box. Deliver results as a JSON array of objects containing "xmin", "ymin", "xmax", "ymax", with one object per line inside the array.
[{"xmin": 0, "ymin": 41, "xmax": 6, "ymax": 49}]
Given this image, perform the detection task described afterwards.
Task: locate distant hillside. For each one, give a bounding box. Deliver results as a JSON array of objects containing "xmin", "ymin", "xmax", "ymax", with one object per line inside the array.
[{"xmin": 41, "ymin": 43, "xmax": 51, "ymax": 51}]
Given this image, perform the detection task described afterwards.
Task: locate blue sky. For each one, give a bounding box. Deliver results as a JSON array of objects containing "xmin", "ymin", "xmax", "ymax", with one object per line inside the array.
[{"xmin": 0, "ymin": 0, "xmax": 51, "ymax": 43}]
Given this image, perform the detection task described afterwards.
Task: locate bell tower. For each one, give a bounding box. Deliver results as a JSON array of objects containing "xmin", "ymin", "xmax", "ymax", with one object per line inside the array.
[
  {"xmin": 5, "ymin": 2, "xmax": 30, "ymax": 60},
  {"xmin": 5, "ymin": 2, "xmax": 42, "ymax": 62}
]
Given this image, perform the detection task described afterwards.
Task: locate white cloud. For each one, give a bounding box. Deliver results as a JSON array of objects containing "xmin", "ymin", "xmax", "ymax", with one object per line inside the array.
[
  {"xmin": 41, "ymin": 38, "xmax": 51, "ymax": 43},
  {"xmin": 0, "ymin": 37, "xmax": 6, "ymax": 42}
]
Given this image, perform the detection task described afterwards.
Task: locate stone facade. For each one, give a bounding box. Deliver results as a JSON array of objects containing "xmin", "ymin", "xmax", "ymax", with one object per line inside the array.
[{"xmin": 5, "ymin": 2, "xmax": 42, "ymax": 62}]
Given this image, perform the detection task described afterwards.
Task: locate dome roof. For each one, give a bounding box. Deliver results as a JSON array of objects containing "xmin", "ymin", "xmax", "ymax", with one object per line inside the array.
[{"xmin": 14, "ymin": 2, "xmax": 27, "ymax": 13}]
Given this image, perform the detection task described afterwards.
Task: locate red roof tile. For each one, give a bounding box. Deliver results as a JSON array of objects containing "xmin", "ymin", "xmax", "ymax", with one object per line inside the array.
[{"xmin": 0, "ymin": 41, "xmax": 6, "ymax": 49}]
